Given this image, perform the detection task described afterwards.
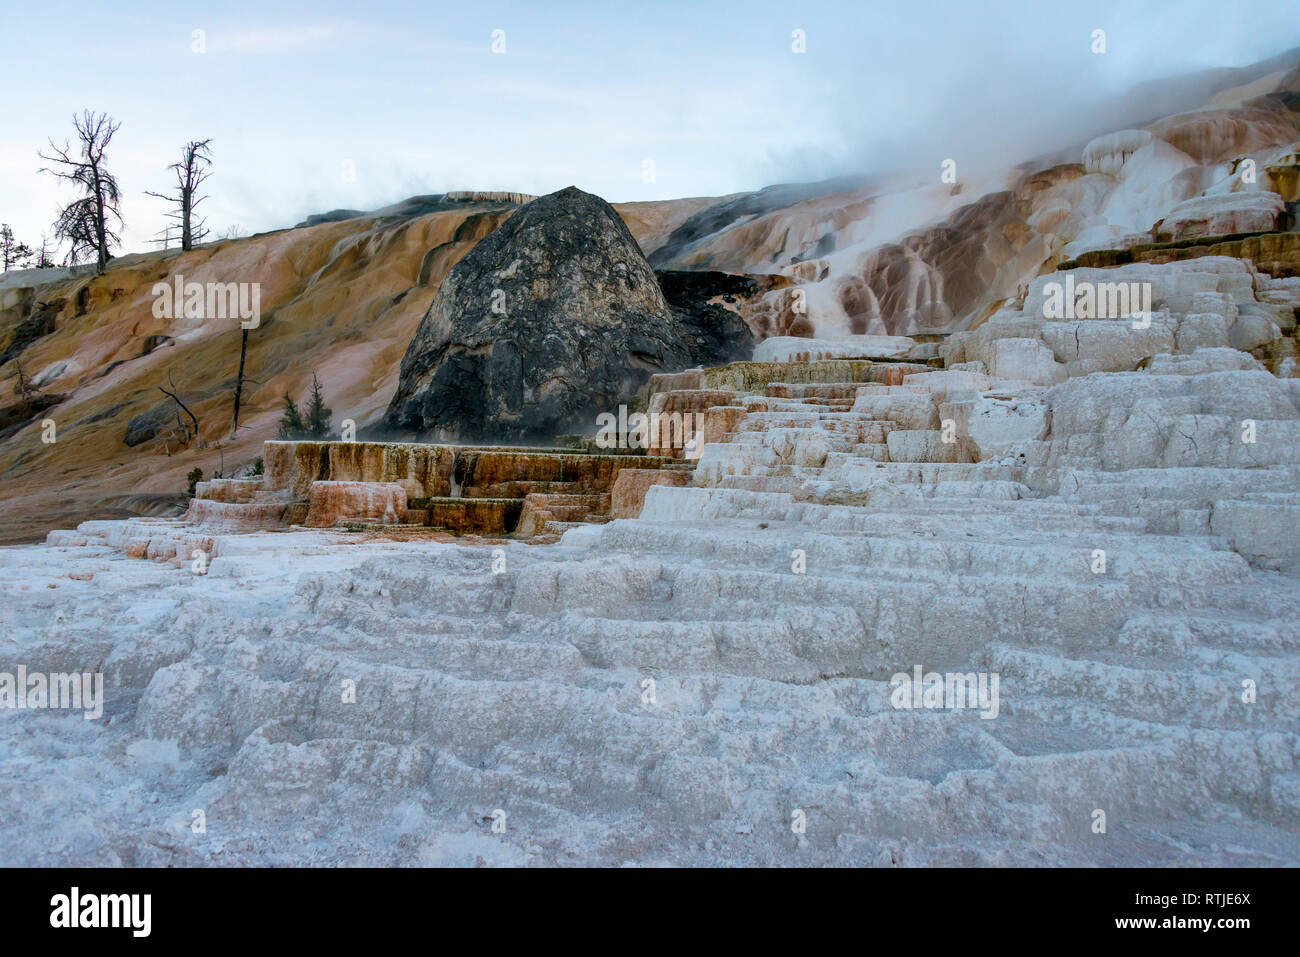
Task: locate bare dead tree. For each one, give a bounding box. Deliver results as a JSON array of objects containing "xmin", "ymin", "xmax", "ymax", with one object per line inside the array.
[
  {"xmin": 145, "ymin": 139, "xmax": 213, "ymax": 252},
  {"xmin": 151, "ymin": 224, "xmax": 179, "ymax": 251},
  {"xmin": 33, "ymin": 233, "xmax": 56, "ymax": 268},
  {"xmin": 158, "ymin": 372, "xmax": 200, "ymax": 443},
  {"xmin": 231, "ymin": 326, "xmax": 250, "ymax": 436},
  {"xmin": 12, "ymin": 359, "xmax": 39, "ymax": 402},
  {"xmin": 39, "ymin": 111, "xmax": 123, "ymax": 274},
  {"xmin": 229, "ymin": 326, "xmax": 266, "ymax": 439}
]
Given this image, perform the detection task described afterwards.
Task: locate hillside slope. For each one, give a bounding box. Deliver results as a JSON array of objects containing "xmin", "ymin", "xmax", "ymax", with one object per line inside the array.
[{"xmin": 0, "ymin": 193, "xmax": 725, "ymax": 542}]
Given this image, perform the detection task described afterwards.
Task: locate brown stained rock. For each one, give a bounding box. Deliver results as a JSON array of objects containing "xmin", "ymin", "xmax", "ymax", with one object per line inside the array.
[
  {"xmin": 610, "ymin": 469, "xmax": 692, "ymax": 519},
  {"xmin": 1154, "ymin": 192, "xmax": 1286, "ymax": 244},
  {"xmin": 122, "ymin": 539, "xmax": 149, "ymax": 559},
  {"xmin": 184, "ymin": 498, "xmax": 290, "ymax": 531},
  {"xmin": 260, "ymin": 441, "xmax": 297, "ymax": 494},
  {"xmin": 515, "ymin": 492, "xmax": 608, "ymax": 537},
  {"xmin": 324, "ymin": 441, "xmax": 454, "ymax": 499},
  {"xmin": 193, "ymin": 479, "xmax": 263, "ymax": 504},
  {"xmin": 264, "ymin": 440, "xmax": 457, "ymax": 501},
  {"xmin": 425, "ymin": 498, "xmax": 523, "ymax": 535},
  {"xmin": 699, "ymin": 359, "xmax": 931, "ymax": 392},
  {"xmin": 645, "ymin": 389, "xmax": 736, "ymax": 457},
  {"xmin": 647, "ymin": 389, "xmax": 737, "ymax": 416},
  {"xmin": 304, "ymin": 481, "xmax": 407, "ymax": 528},
  {"xmin": 455, "ymin": 450, "xmax": 674, "ymax": 498},
  {"xmin": 701, "ymin": 406, "xmax": 747, "ymax": 449},
  {"xmin": 647, "ymin": 369, "xmax": 703, "ymax": 394},
  {"xmin": 288, "ymin": 442, "xmax": 330, "ymax": 500}
]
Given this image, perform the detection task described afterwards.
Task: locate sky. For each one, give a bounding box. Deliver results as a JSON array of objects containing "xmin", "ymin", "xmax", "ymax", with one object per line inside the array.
[{"xmin": 2, "ymin": 0, "xmax": 1299, "ymax": 258}]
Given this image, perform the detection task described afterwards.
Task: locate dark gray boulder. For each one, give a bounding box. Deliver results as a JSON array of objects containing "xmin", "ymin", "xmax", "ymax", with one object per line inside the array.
[
  {"xmin": 123, "ymin": 404, "xmax": 174, "ymax": 447},
  {"xmin": 386, "ymin": 186, "xmax": 746, "ymax": 442}
]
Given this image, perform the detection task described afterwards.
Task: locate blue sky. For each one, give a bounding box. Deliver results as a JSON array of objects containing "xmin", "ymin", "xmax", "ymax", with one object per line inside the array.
[{"xmin": 3, "ymin": 0, "xmax": 1298, "ymax": 256}]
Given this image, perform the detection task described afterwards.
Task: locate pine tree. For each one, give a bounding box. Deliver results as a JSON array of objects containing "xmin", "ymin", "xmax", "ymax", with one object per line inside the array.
[
  {"xmin": 0, "ymin": 224, "xmax": 33, "ymax": 270},
  {"xmin": 304, "ymin": 373, "xmax": 332, "ymax": 439},
  {"xmin": 275, "ymin": 391, "xmax": 305, "ymax": 440}
]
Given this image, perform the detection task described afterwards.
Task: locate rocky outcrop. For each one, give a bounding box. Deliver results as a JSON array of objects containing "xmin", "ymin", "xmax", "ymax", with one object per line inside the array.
[
  {"xmin": 653, "ymin": 270, "xmax": 761, "ymax": 363},
  {"xmin": 122, "ymin": 403, "xmax": 177, "ymax": 447},
  {"xmin": 386, "ymin": 187, "xmax": 738, "ymax": 442}
]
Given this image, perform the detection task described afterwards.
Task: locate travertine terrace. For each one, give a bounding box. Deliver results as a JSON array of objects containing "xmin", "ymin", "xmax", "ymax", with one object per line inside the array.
[{"xmin": 3, "ymin": 248, "xmax": 1298, "ymax": 865}]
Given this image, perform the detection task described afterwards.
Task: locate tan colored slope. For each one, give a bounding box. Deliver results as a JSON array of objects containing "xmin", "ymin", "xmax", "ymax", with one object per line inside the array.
[
  {"xmin": 0, "ymin": 209, "xmax": 512, "ymax": 542},
  {"xmin": 615, "ymin": 194, "xmax": 738, "ymax": 257}
]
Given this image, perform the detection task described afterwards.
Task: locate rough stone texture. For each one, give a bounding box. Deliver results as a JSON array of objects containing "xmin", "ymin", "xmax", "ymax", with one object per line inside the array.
[
  {"xmin": 452, "ymin": 449, "xmax": 673, "ymax": 499},
  {"xmin": 944, "ymin": 256, "xmax": 1300, "ymax": 382},
  {"xmin": 941, "ymin": 390, "xmax": 1050, "ymax": 461},
  {"xmin": 192, "ymin": 479, "xmax": 263, "ymax": 504},
  {"xmin": 986, "ymin": 337, "xmax": 1067, "ymax": 385},
  {"xmin": 700, "ymin": 405, "xmax": 748, "ymax": 450},
  {"xmin": 885, "ymin": 429, "xmax": 964, "ymax": 463},
  {"xmin": 1229, "ymin": 313, "xmax": 1282, "ymax": 352},
  {"xmin": 513, "ymin": 493, "xmax": 606, "ymax": 537},
  {"xmin": 753, "ymin": 335, "xmax": 914, "ymax": 362},
  {"xmin": 181, "ymin": 499, "xmax": 289, "ymax": 532},
  {"xmin": 1174, "ymin": 312, "xmax": 1231, "ymax": 352},
  {"xmin": 1210, "ymin": 500, "xmax": 1300, "ymax": 573},
  {"xmin": 303, "ymin": 481, "xmax": 407, "ymax": 528},
  {"xmin": 644, "ymin": 389, "xmax": 735, "ymax": 457},
  {"xmin": 386, "ymin": 187, "xmax": 743, "ymax": 442},
  {"xmin": 264, "ymin": 441, "xmax": 455, "ymax": 502},
  {"xmin": 851, "ymin": 392, "xmax": 941, "ymax": 430},
  {"xmin": 609, "ymin": 468, "xmax": 692, "ymax": 519}
]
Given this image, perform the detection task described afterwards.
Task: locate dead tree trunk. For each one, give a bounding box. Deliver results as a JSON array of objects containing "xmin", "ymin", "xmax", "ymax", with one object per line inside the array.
[{"xmin": 231, "ymin": 327, "xmax": 249, "ymax": 435}]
